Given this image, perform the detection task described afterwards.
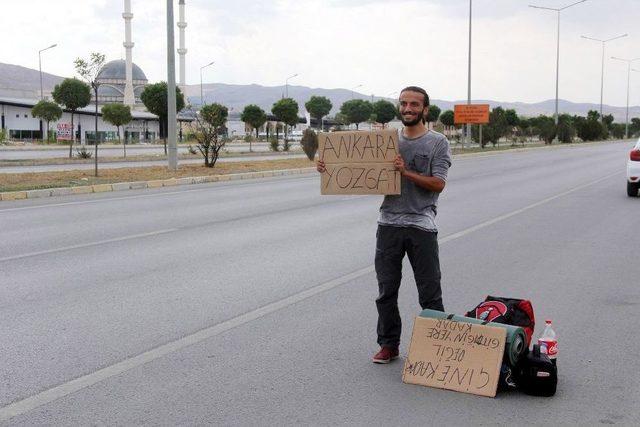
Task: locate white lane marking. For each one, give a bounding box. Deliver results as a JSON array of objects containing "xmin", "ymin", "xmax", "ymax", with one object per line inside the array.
[
  {"xmin": 439, "ymin": 171, "xmax": 620, "ymax": 244},
  {"xmin": 0, "ymin": 265, "xmax": 374, "ymax": 422},
  {"xmin": 0, "ymin": 229, "xmax": 178, "ymax": 263},
  {"xmin": 0, "ymin": 170, "xmax": 620, "ymax": 421}
]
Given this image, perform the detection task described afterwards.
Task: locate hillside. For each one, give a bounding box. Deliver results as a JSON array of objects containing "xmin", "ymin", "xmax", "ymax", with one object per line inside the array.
[{"xmin": 1, "ymin": 62, "xmax": 638, "ymax": 121}]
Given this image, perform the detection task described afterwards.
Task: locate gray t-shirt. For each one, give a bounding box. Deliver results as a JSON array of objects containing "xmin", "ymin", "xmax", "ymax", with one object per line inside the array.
[{"xmin": 378, "ymin": 130, "xmax": 452, "ymax": 232}]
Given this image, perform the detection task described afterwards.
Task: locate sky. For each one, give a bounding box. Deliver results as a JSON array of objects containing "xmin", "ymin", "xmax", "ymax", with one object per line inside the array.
[{"xmin": 1, "ymin": 0, "xmax": 640, "ymax": 106}]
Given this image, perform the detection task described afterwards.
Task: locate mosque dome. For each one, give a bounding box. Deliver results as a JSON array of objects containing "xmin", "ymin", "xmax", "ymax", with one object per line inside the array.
[
  {"xmin": 97, "ymin": 60, "xmax": 147, "ymax": 81},
  {"xmin": 96, "ymin": 59, "xmax": 148, "ymax": 104}
]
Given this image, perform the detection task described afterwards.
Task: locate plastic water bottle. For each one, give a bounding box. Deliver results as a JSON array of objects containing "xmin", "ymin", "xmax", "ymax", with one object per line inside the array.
[{"xmin": 538, "ymin": 319, "xmax": 557, "ymax": 365}]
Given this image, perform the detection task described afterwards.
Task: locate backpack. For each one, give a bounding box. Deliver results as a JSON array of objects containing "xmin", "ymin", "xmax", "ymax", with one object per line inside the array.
[{"xmin": 465, "ymin": 296, "xmax": 535, "ymax": 347}]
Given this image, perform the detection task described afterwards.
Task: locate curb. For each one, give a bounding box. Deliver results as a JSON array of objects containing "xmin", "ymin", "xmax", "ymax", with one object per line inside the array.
[{"xmin": 0, "ymin": 168, "xmax": 317, "ymax": 202}]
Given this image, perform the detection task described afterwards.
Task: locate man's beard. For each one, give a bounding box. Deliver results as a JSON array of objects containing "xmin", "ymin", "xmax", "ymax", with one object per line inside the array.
[{"xmin": 400, "ymin": 108, "xmax": 425, "ymax": 126}]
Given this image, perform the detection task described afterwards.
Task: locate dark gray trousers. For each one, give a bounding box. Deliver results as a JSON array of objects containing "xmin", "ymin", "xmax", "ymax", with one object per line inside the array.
[{"xmin": 375, "ymin": 225, "xmax": 444, "ymax": 347}]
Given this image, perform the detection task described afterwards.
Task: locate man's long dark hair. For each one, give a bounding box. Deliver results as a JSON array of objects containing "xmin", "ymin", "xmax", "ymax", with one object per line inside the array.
[{"xmin": 400, "ymin": 86, "xmax": 430, "ymax": 107}]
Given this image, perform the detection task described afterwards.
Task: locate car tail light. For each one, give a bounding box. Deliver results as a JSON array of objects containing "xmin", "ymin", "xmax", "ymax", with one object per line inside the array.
[{"xmin": 630, "ymin": 150, "xmax": 640, "ymax": 161}]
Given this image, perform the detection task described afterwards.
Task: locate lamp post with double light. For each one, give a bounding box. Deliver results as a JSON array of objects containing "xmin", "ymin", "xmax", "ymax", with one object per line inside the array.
[
  {"xmin": 285, "ymin": 73, "xmax": 298, "ymax": 98},
  {"xmin": 581, "ymin": 33, "xmax": 627, "ymax": 120},
  {"xmin": 611, "ymin": 56, "xmax": 640, "ymax": 138},
  {"xmin": 529, "ymin": 0, "xmax": 587, "ymax": 143},
  {"xmin": 350, "ymin": 84, "xmax": 362, "ymax": 99},
  {"xmin": 200, "ymin": 61, "xmax": 215, "ymax": 106}
]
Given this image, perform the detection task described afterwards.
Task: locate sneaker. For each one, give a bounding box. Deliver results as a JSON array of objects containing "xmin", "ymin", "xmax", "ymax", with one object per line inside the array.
[{"xmin": 372, "ymin": 346, "xmax": 399, "ymax": 364}]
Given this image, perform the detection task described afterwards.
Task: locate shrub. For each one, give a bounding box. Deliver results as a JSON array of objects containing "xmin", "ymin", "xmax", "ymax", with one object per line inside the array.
[
  {"xmin": 269, "ymin": 136, "xmax": 279, "ymax": 152},
  {"xmin": 76, "ymin": 146, "xmax": 93, "ymax": 158},
  {"xmin": 300, "ymin": 128, "xmax": 318, "ymax": 161}
]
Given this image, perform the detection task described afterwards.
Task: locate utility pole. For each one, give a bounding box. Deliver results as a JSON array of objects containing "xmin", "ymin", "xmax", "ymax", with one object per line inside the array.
[
  {"xmin": 38, "ymin": 44, "xmax": 57, "ymax": 100},
  {"xmin": 611, "ymin": 57, "xmax": 640, "ymax": 138},
  {"xmin": 167, "ymin": 0, "xmax": 177, "ymax": 170},
  {"xmin": 466, "ymin": 0, "xmax": 472, "ymax": 149},
  {"xmin": 581, "ymin": 33, "xmax": 627, "ymax": 121},
  {"xmin": 530, "ymin": 0, "xmax": 587, "ymax": 143}
]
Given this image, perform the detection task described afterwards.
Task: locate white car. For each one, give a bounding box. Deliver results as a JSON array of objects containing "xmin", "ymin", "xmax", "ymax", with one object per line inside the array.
[{"xmin": 627, "ymin": 138, "xmax": 640, "ymax": 197}]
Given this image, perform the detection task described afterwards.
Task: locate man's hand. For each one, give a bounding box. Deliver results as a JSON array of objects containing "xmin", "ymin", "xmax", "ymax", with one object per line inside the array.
[
  {"xmin": 393, "ymin": 155, "xmax": 406, "ymax": 175},
  {"xmin": 316, "ymin": 160, "xmax": 326, "ymax": 173}
]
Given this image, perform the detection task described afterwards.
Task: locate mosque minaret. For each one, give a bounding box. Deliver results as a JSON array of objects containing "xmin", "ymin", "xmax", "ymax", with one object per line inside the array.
[
  {"xmin": 122, "ymin": 0, "xmax": 135, "ymax": 106},
  {"xmin": 177, "ymin": 0, "xmax": 188, "ymax": 94}
]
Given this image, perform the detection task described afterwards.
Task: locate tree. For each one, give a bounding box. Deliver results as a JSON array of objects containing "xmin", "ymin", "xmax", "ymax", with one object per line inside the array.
[
  {"xmin": 51, "ymin": 78, "xmax": 91, "ymax": 158},
  {"xmin": 556, "ymin": 114, "xmax": 575, "ymax": 143},
  {"xmin": 610, "ymin": 123, "xmax": 626, "ymax": 139},
  {"xmin": 473, "ymin": 106, "xmax": 509, "ymax": 147},
  {"xmin": 535, "ymin": 115, "xmax": 556, "ymax": 144},
  {"xmin": 439, "ymin": 110, "xmax": 455, "ymax": 137},
  {"xmin": 372, "ymin": 100, "xmax": 397, "ymax": 128},
  {"xmin": 140, "ymin": 81, "xmax": 186, "ymax": 153},
  {"xmin": 505, "ymin": 109, "xmax": 519, "ymax": 128},
  {"xmin": 575, "ymin": 113, "xmax": 604, "ymax": 141},
  {"xmin": 31, "ymin": 100, "xmax": 62, "ymax": 142},
  {"xmin": 193, "ymin": 103, "xmax": 228, "ymax": 167},
  {"xmin": 240, "ymin": 104, "xmax": 267, "ymax": 152},
  {"xmin": 272, "ymin": 98, "xmax": 299, "ymax": 151},
  {"xmin": 505, "ymin": 109, "xmax": 519, "ymax": 144},
  {"xmin": 75, "ymin": 52, "xmax": 106, "ymax": 177},
  {"xmin": 102, "ymin": 103, "xmax": 132, "ymax": 157},
  {"xmin": 573, "ymin": 110, "xmax": 605, "ymax": 141},
  {"xmin": 305, "ymin": 96, "xmax": 332, "ymax": 130},
  {"xmin": 630, "ymin": 117, "xmax": 640, "ymax": 137},
  {"xmin": 424, "ymin": 105, "xmax": 441, "ymax": 129},
  {"xmin": 339, "ymin": 99, "xmax": 372, "ymax": 129}
]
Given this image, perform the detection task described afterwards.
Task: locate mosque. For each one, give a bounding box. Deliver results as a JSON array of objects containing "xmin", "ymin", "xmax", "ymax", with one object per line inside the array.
[{"xmin": 0, "ymin": 0, "xmax": 190, "ymax": 143}]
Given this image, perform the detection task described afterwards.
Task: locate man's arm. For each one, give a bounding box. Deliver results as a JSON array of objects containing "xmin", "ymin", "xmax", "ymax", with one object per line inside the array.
[{"xmin": 394, "ymin": 155, "xmax": 445, "ymax": 193}]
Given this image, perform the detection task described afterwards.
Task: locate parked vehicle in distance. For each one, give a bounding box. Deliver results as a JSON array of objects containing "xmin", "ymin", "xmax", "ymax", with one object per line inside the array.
[{"xmin": 627, "ymin": 138, "xmax": 640, "ymax": 197}]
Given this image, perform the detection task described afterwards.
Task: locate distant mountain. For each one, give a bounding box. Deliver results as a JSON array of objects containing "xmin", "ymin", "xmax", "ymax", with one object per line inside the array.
[
  {"xmin": 0, "ymin": 62, "xmax": 64, "ymax": 98},
  {"xmin": 2, "ymin": 62, "xmax": 638, "ymax": 122},
  {"xmin": 190, "ymin": 83, "xmax": 640, "ymax": 122}
]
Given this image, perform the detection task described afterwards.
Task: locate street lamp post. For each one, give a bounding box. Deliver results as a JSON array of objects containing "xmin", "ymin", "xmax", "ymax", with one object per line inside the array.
[
  {"xmin": 38, "ymin": 43, "xmax": 57, "ymax": 100},
  {"xmin": 611, "ymin": 56, "xmax": 640, "ymax": 138},
  {"xmin": 200, "ymin": 61, "xmax": 215, "ymax": 106},
  {"xmin": 350, "ymin": 84, "xmax": 362, "ymax": 99},
  {"xmin": 285, "ymin": 73, "xmax": 298, "ymax": 98},
  {"xmin": 465, "ymin": 0, "xmax": 472, "ymax": 149},
  {"xmin": 581, "ymin": 33, "xmax": 627, "ymax": 120},
  {"xmin": 632, "ymin": 68, "xmax": 640, "ymax": 138},
  {"xmin": 530, "ymin": 0, "xmax": 587, "ymax": 143},
  {"xmin": 167, "ymin": 0, "xmax": 178, "ymax": 170}
]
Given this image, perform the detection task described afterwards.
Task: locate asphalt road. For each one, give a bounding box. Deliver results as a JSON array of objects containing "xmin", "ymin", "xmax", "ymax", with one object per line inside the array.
[{"xmin": 1, "ymin": 140, "xmax": 638, "ymax": 425}]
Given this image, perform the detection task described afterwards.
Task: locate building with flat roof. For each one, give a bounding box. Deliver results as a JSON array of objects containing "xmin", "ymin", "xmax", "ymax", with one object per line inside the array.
[{"xmin": 0, "ymin": 96, "xmax": 159, "ymax": 143}]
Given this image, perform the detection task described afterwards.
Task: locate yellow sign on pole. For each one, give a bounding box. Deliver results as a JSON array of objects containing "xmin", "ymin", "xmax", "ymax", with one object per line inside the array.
[{"xmin": 454, "ymin": 104, "xmax": 490, "ymax": 124}]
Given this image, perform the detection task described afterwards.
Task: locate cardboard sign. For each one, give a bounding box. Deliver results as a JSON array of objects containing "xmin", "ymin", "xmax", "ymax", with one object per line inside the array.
[
  {"xmin": 56, "ymin": 123, "xmax": 73, "ymax": 141},
  {"xmin": 454, "ymin": 104, "xmax": 490, "ymax": 124},
  {"xmin": 403, "ymin": 316, "xmax": 506, "ymax": 398},
  {"xmin": 318, "ymin": 130, "xmax": 400, "ymax": 195}
]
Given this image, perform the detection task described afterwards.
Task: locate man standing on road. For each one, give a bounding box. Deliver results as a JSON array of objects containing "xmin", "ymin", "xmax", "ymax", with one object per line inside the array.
[{"xmin": 317, "ymin": 86, "xmax": 451, "ymax": 364}]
